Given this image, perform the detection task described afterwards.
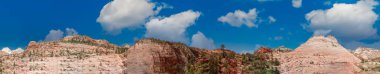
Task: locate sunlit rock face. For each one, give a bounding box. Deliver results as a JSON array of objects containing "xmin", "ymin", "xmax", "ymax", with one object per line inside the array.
[
  {"xmin": 353, "ymin": 47, "xmax": 380, "ymax": 74},
  {"xmin": 123, "ymin": 38, "xmax": 196, "ymax": 74},
  {"xmin": 278, "ymin": 35, "xmax": 361, "ymax": 74},
  {"xmin": 354, "ymin": 47, "xmax": 380, "ymax": 61},
  {"xmin": 1, "ymin": 35, "xmax": 246, "ymax": 74},
  {"xmin": 123, "ymin": 38, "xmax": 244, "ymax": 74},
  {"xmin": 5, "ymin": 35, "xmax": 380, "ymax": 74},
  {"xmin": 1, "ymin": 35, "xmax": 127, "ymax": 74}
]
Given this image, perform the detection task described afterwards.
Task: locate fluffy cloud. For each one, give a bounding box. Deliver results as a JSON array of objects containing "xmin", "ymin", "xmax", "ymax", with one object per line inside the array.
[
  {"xmin": 1, "ymin": 47, "xmax": 12, "ymax": 54},
  {"xmin": 145, "ymin": 10, "xmax": 201, "ymax": 43},
  {"xmin": 268, "ymin": 16, "xmax": 276, "ymax": 23},
  {"xmin": 44, "ymin": 29, "xmax": 64, "ymax": 41},
  {"xmin": 65, "ymin": 28, "xmax": 78, "ymax": 36},
  {"xmin": 44, "ymin": 28, "xmax": 79, "ymax": 41},
  {"xmin": 12, "ymin": 48, "xmax": 24, "ymax": 54},
  {"xmin": 218, "ymin": 8, "xmax": 258, "ymax": 28},
  {"xmin": 1, "ymin": 47, "xmax": 24, "ymax": 54},
  {"xmin": 191, "ymin": 31, "xmax": 216, "ymax": 49},
  {"xmin": 306, "ymin": 0, "xmax": 379, "ymax": 41},
  {"xmin": 97, "ymin": 0, "xmax": 160, "ymax": 34},
  {"xmin": 292, "ymin": 0, "xmax": 302, "ymax": 8}
]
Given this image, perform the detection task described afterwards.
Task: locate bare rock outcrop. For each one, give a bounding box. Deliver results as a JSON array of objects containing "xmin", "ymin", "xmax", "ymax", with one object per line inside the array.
[
  {"xmin": 0, "ymin": 51, "xmax": 7, "ymax": 56},
  {"xmin": 123, "ymin": 38, "xmax": 196, "ymax": 74},
  {"xmin": 1, "ymin": 35, "xmax": 126, "ymax": 74},
  {"xmin": 62, "ymin": 35, "xmax": 119, "ymax": 48},
  {"xmin": 354, "ymin": 47, "xmax": 380, "ymax": 61},
  {"xmin": 279, "ymin": 35, "xmax": 361, "ymax": 74},
  {"xmin": 122, "ymin": 38, "xmax": 243, "ymax": 74},
  {"xmin": 354, "ymin": 47, "xmax": 380, "ymax": 73},
  {"xmin": 5, "ymin": 35, "xmax": 374, "ymax": 74},
  {"xmin": 2, "ymin": 36, "xmax": 244, "ymax": 74}
]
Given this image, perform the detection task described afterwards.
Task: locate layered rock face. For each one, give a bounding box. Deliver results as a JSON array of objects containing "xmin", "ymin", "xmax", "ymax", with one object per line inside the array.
[
  {"xmin": 0, "ymin": 51, "xmax": 6, "ymax": 56},
  {"xmin": 122, "ymin": 39, "xmax": 243, "ymax": 74},
  {"xmin": 1, "ymin": 35, "xmax": 127, "ymax": 74},
  {"xmin": 5, "ymin": 35, "xmax": 380, "ymax": 74},
  {"xmin": 354, "ymin": 47, "xmax": 380, "ymax": 73},
  {"xmin": 354, "ymin": 47, "xmax": 380, "ymax": 61},
  {"xmin": 279, "ymin": 35, "xmax": 361, "ymax": 74},
  {"xmin": 123, "ymin": 39, "xmax": 197, "ymax": 74},
  {"xmin": 1, "ymin": 36, "xmax": 246, "ymax": 74}
]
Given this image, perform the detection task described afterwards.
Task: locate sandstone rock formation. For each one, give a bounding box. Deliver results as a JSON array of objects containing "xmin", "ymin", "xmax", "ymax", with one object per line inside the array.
[
  {"xmin": 123, "ymin": 44, "xmax": 131, "ymax": 48},
  {"xmin": 255, "ymin": 47, "xmax": 273, "ymax": 54},
  {"xmin": 122, "ymin": 38, "xmax": 245, "ymax": 74},
  {"xmin": 4, "ymin": 35, "xmax": 380, "ymax": 74},
  {"xmin": 1, "ymin": 35, "xmax": 127, "ymax": 74},
  {"xmin": 0, "ymin": 51, "xmax": 7, "ymax": 56},
  {"xmin": 354, "ymin": 47, "xmax": 380, "ymax": 61},
  {"xmin": 123, "ymin": 38, "xmax": 196, "ymax": 74},
  {"xmin": 354, "ymin": 47, "xmax": 380, "ymax": 74},
  {"xmin": 279, "ymin": 35, "xmax": 362, "ymax": 74},
  {"xmin": 1, "ymin": 36, "xmax": 245, "ymax": 74},
  {"xmin": 273, "ymin": 46, "xmax": 292, "ymax": 52}
]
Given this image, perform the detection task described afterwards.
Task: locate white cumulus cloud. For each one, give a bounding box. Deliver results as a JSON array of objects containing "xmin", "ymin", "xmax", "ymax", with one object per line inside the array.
[
  {"xmin": 306, "ymin": 0, "xmax": 379, "ymax": 41},
  {"xmin": 1, "ymin": 47, "xmax": 12, "ymax": 54},
  {"xmin": 292, "ymin": 0, "xmax": 302, "ymax": 8},
  {"xmin": 65, "ymin": 28, "xmax": 78, "ymax": 36},
  {"xmin": 0, "ymin": 47, "xmax": 25, "ymax": 54},
  {"xmin": 145, "ymin": 10, "xmax": 201, "ymax": 43},
  {"xmin": 44, "ymin": 29, "xmax": 64, "ymax": 41},
  {"xmin": 12, "ymin": 48, "xmax": 24, "ymax": 54},
  {"xmin": 218, "ymin": 8, "xmax": 258, "ymax": 28},
  {"xmin": 44, "ymin": 28, "xmax": 79, "ymax": 41},
  {"xmin": 191, "ymin": 31, "xmax": 216, "ymax": 49},
  {"xmin": 97, "ymin": 0, "xmax": 162, "ymax": 34}
]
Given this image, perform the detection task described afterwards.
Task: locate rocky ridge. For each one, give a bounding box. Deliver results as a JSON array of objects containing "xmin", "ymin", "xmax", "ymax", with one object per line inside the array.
[
  {"xmin": 2, "ymin": 35, "xmax": 380, "ymax": 74},
  {"xmin": 354, "ymin": 47, "xmax": 380, "ymax": 74},
  {"xmin": 1, "ymin": 35, "xmax": 127, "ymax": 74},
  {"xmin": 0, "ymin": 36, "xmax": 249, "ymax": 74},
  {"xmin": 123, "ymin": 38, "xmax": 197, "ymax": 73},
  {"xmin": 354, "ymin": 47, "xmax": 380, "ymax": 61},
  {"xmin": 279, "ymin": 35, "xmax": 361, "ymax": 74},
  {"xmin": 123, "ymin": 38, "xmax": 245, "ymax": 74}
]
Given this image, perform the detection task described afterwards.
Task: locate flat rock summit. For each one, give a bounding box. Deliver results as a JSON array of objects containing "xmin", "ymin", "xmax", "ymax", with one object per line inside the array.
[{"xmin": 1, "ymin": 35, "xmax": 380, "ymax": 74}]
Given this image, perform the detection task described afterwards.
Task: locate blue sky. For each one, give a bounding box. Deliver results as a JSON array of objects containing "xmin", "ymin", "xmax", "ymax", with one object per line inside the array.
[{"xmin": 1, "ymin": 0, "xmax": 380, "ymax": 53}]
